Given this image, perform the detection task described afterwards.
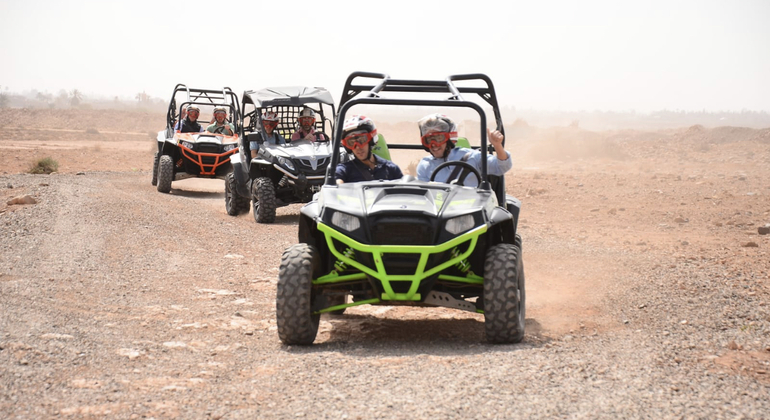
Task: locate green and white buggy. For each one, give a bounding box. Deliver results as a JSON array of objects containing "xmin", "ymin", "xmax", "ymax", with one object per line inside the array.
[{"xmin": 276, "ymin": 72, "xmax": 525, "ymax": 345}]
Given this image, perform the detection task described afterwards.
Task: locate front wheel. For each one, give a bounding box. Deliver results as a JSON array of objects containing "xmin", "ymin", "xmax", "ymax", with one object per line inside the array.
[
  {"xmin": 156, "ymin": 155, "xmax": 174, "ymax": 193},
  {"xmin": 252, "ymin": 177, "xmax": 276, "ymax": 223},
  {"xmin": 276, "ymin": 244, "xmax": 321, "ymax": 345},
  {"xmin": 225, "ymin": 172, "xmax": 249, "ymax": 216},
  {"xmin": 483, "ymin": 243, "xmax": 526, "ymax": 344}
]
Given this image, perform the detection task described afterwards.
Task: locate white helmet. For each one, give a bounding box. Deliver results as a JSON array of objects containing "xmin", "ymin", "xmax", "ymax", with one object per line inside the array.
[
  {"xmin": 262, "ymin": 111, "xmax": 280, "ymax": 122},
  {"xmin": 341, "ymin": 115, "xmax": 378, "ymax": 151},
  {"xmin": 299, "ymin": 107, "xmax": 316, "ymax": 119},
  {"xmin": 298, "ymin": 107, "xmax": 316, "ymax": 127}
]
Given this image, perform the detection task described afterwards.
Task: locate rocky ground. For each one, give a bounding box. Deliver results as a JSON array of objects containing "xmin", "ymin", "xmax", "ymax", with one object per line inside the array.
[{"xmin": 1, "ymin": 110, "xmax": 769, "ymax": 419}]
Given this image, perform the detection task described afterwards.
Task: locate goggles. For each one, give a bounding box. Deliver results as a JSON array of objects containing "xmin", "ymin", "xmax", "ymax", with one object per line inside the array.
[
  {"xmin": 342, "ymin": 131, "xmax": 375, "ymax": 150},
  {"xmin": 298, "ymin": 116, "xmax": 315, "ymax": 125},
  {"xmin": 187, "ymin": 109, "xmax": 200, "ymax": 115},
  {"xmin": 263, "ymin": 120, "xmax": 278, "ymax": 128},
  {"xmin": 421, "ymin": 131, "xmax": 457, "ymax": 149},
  {"xmin": 214, "ymin": 110, "xmax": 227, "ymax": 115}
]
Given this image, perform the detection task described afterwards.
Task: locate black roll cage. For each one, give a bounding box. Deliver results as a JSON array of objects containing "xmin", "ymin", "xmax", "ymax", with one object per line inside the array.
[
  {"xmin": 328, "ymin": 72, "xmax": 507, "ymax": 198},
  {"xmin": 165, "ymin": 84, "xmax": 241, "ymax": 137}
]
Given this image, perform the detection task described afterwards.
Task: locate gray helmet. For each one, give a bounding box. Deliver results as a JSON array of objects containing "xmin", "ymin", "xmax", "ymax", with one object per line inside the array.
[{"xmin": 418, "ymin": 113, "xmax": 458, "ymax": 152}]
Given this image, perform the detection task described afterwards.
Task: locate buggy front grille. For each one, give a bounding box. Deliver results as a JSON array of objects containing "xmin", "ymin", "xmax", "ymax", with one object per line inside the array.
[
  {"xmin": 179, "ymin": 143, "xmax": 236, "ymax": 176},
  {"xmin": 371, "ymin": 216, "xmax": 434, "ymax": 245},
  {"xmin": 294, "ymin": 157, "xmax": 329, "ymax": 174}
]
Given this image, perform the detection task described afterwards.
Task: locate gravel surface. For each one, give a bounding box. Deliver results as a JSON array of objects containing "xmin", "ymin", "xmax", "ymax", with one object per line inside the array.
[{"xmin": 1, "ymin": 119, "xmax": 769, "ymax": 419}]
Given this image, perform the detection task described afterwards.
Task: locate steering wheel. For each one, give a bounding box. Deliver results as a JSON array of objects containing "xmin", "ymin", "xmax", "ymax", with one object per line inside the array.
[{"xmin": 429, "ymin": 161, "xmax": 481, "ymax": 186}]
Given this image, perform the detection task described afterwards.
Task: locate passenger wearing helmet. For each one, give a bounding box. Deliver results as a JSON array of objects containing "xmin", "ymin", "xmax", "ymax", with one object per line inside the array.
[
  {"xmin": 415, "ymin": 113, "xmax": 510, "ymax": 187},
  {"xmin": 179, "ymin": 105, "xmax": 205, "ymax": 133},
  {"xmin": 335, "ymin": 115, "xmax": 403, "ymax": 184},
  {"xmin": 290, "ymin": 107, "xmax": 329, "ymax": 142},
  {"xmin": 206, "ymin": 106, "xmax": 235, "ymax": 135},
  {"xmin": 249, "ymin": 111, "xmax": 286, "ymax": 158}
]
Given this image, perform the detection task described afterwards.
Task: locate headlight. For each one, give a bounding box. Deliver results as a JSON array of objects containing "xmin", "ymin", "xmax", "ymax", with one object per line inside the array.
[
  {"xmin": 181, "ymin": 141, "xmax": 194, "ymax": 149},
  {"xmin": 278, "ymin": 157, "xmax": 295, "ymax": 171},
  {"xmin": 331, "ymin": 211, "xmax": 361, "ymax": 232},
  {"xmin": 445, "ymin": 214, "xmax": 475, "ymax": 235},
  {"xmin": 223, "ymin": 144, "xmax": 237, "ymax": 152}
]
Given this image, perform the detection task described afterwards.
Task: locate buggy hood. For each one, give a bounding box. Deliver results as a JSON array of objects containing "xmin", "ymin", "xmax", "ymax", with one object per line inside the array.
[
  {"xmin": 317, "ymin": 181, "xmax": 496, "ymax": 219},
  {"xmin": 259, "ymin": 139, "xmax": 333, "ymax": 169},
  {"xmin": 174, "ymin": 132, "xmax": 238, "ymax": 145}
]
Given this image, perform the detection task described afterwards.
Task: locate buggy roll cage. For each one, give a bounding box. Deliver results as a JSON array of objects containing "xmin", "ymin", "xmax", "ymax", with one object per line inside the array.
[
  {"xmin": 329, "ymin": 72, "xmax": 507, "ymax": 197},
  {"xmin": 240, "ymin": 87, "xmax": 336, "ymax": 140},
  {"xmin": 165, "ymin": 84, "xmax": 241, "ymax": 136}
]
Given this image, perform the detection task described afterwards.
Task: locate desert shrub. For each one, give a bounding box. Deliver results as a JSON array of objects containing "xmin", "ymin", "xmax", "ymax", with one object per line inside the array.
[{"xmin": 29, "ymin": 157, "xmax": 59, "ymax": 174}]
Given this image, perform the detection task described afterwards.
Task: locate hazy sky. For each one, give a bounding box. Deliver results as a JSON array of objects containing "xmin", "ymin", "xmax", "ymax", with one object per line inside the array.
[{"xmin": 1, "ymin": 0, "xmax": 768, "ymax": 112}]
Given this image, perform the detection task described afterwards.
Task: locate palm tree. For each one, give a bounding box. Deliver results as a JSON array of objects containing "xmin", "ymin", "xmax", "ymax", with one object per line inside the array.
[
  {"xmin": 135, "ymin": 91, "xmax": 150, "ymax": 103},
  {"xmin": 69, "ymin": 89, "xmax": 83, "ymax": 107}
]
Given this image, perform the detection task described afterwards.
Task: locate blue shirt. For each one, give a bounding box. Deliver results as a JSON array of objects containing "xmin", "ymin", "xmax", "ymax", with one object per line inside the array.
[
  {"xmin": 336, "ymin": 155, "xmax": 403, "ymax": 183},
  {"xmin": 416, "ymin": 147, "xmax": 512, "ymax": 187}
]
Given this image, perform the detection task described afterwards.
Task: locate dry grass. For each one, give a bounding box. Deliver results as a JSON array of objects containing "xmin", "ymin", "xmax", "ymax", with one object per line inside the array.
[{"xmin": 28, "ymin": 157, "xmax": 59, "ymax": 174}]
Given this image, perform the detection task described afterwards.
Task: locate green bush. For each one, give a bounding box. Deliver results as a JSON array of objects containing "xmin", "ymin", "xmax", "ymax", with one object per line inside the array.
[{"xmin": 29, "ymin": 157, "xmax": 59, "ymax": 174}]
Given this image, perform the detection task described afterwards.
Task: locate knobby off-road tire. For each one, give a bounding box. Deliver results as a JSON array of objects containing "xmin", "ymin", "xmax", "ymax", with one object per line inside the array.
[
  {"xmin": 156, "ymin": 155, "xmax": 174, "ymax": 194},
  {"xmin": 483, "ymin": 242, "xmax": 526, "ymax": 344},
  {"xmin": 276, "ymin": 243, "xmax": 321, "ymax": 345},
  {"xmin": 225, "ymin": 173, "xmax": 250, "ymax": 216},
  {"xmin": 151, "ymin": 152, "xmax": 159, "ymax": 186},
  {"xmin": 252, "ymin": 177, "xmax": 276, "ymax": 223}
]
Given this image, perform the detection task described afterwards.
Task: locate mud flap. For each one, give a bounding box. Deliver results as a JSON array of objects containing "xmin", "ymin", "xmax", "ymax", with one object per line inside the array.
[
  {"xmin": 230, "ymin": 159, "xmax": 251, "ymax": 198},
  {"xmin": 506, "ymin": 195, "xmax": 521, "ymax": 233}
]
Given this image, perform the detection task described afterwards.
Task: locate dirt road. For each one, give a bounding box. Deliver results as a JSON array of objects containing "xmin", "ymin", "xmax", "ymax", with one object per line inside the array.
[{"xmin": 1, "ymin": 110, "xmax": 769, "ymax": 418}]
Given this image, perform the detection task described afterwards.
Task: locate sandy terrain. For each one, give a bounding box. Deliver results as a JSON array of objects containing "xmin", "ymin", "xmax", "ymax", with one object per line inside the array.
[{"xmin": 1, "ymin": 109, "xmax": 769, "ymax": 418}]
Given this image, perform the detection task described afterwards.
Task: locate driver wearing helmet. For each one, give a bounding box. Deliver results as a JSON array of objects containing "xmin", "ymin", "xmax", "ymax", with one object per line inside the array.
[
  {"xmin": 249, "ymin": 111, "xmax": 286, "ymax": 158},
  {"xmin": 290, "ymin": 107, "xmax": 329, "ymax": 142},
  {"xmin": 335, "ymin": 115, "xmax": 403, "ymax": 184},
  {"xmin": 206, "ymin": 106, "xmax": 236, "ymax": 135},
  {"xmin": 415, "ymin": 113, "xmax": 510, "ymax": 187},
  {"xmin": 179, "ymin": 105, "xmax": 206, "ymax": 133}
]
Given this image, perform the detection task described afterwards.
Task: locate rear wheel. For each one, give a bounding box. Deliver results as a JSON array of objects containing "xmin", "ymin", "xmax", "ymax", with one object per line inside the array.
[
  {"xmin": 276, "ymin": 243, "xmax": 321, "ymax": 345},
  {"xmin": 151, "ymin": 152, "xmax": 159, "ymax": 186},
  {"xmin": 483, "ymin": 243, "xmax": 526, "ymax": 343},
  {"xmin": 156, "ymin": 155, "xmax": 174, "ymax": 193},
  {"xmin": 225, "ymin": 173, "xmax": 249, "ymax": 216},
  {"xmin": 252, "ymin": 177, "xmax": 276, "ymax": 223}
]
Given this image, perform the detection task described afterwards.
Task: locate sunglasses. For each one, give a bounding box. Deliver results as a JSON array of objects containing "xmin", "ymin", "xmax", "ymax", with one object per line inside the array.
[
  {"xmin": 342, "ymin": 132, "xmax": 374, "ymax": 150},
  {"xmin": 299, "ymin": 117, "xmax": 315, "ymax": 125},
  {"xmin": 421, "ymin": 131, "xmax": 456, "ymax": 148},
  {"xmin": 263, "ymin": 120, "xmax": 278, "ymax": 127}
]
